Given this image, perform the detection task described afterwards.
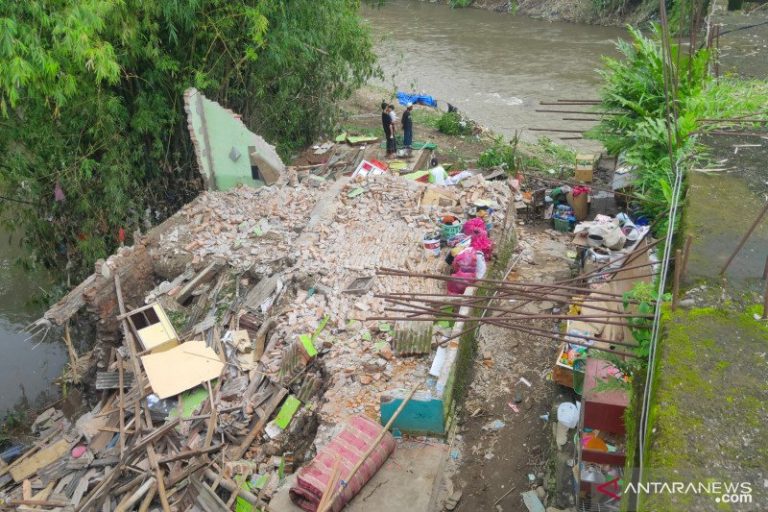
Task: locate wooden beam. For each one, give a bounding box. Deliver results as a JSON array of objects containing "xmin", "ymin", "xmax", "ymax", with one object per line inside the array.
[
  {"xmin": 176, "ymin": 262, "xmax": 222, "ymax": 304},
  {"xmin": 131, "ymin": 418, "xmax": 180, "ymax": 454},
  {"xmin": 228, "ymin": 387, "xmax": 287, "ymax": 460},
  {"xmin": 202, "ymin": 469, "xmax": 264, "ymax": 507},
  {"xmin": 158, "ymin": 444, "xmax": 222, "ymax": 465}
]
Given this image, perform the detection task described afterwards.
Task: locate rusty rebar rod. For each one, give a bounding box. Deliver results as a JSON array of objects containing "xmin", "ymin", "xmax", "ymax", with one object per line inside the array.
[
  {"xmin": 386, "ymin": 307, "xmax": 645, "ymax": 330},
  {"xmin": 528, "ymin": 128, "xmax": 585, "ymax": 133},
  {"xmin": 368, "ymin": 308, "xmax": 642, "ymax": 351},
  {"xmin": 506, "ymin": 325, "xmax": 640, "ymax": 358},
  {"xmin": 383, "ymin": 303, "xmax": 650, "ymax": 327},
  {"xmin": 377, "ymin": 268, "xmax": 632, "ymax": 298},
  {"xmin": 507, "ymin": 323, "xmax": 639, "ymax": 351},
  {"xmin": 535, "ymin": 109, "xmax": 619, "ymax": 115},
  {"xmin": 763, "ymin": 254, "xmax": 768, "ymax": 281},
  {"xmin": 382, "ymin": 297, "xmax": 653, "ymax": 322},
  {"xmin": 719, "ymin": 201, "xmax": 768, "ymax": 275}
]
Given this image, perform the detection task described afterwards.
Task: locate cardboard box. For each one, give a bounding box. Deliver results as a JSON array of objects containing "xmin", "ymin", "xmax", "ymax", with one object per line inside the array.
[{"xmin": 574, "ymin": 166, "xmax": 594, "ymax": 183}]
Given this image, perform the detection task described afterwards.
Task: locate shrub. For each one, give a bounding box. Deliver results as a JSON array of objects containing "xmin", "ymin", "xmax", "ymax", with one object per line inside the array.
[
  {"xmin": 478, "ymin": 138, "xmax": 518, "ymax": 170},
  {"xmin": 437, "ymin": 111, "xmax": 473, "ymax": 136}
]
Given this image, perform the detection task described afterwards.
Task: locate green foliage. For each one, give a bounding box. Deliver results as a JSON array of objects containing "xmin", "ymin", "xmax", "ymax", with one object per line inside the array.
[
  {"xmin": 587, "ymin": 25, "xmax": 706, "ymax": 225},
  {"xmin": 535, "ymin": 137, "xmax": 577, "ymax": 168},
  {"xmin": 595, "ymin": 281, "xmax": 671, "ymax": 393},
  {"xmin": 622, "ymin": 281, "xmax": 671, "ymax": 357},
  {"xmin": 591, "ymin": 25, "xmax": 768, "ymax": 237},
  {"xmin": 436, "ymin": 111, "xmax": 472, "ymax": 136},
  {"xmin": 512, "ymin": 137, "xmax": 576, "ymax": 173},
  {"xmin": 410, "ymin": 108, "xmax": 442, "ymax": 130},
  {"xmin": 0, "ymin": 1, "xmax": 377, "ymax": 281},
  {"xmin": 449, "ymin": 0, "xmax": 474, "ymax": 7},
  {"xmin": 478, "ymin": 136, "xmax": 518, "ymax": 170}
]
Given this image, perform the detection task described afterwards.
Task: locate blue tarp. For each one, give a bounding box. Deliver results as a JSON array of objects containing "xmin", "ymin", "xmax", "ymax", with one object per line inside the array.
[{"xmin": 396, "ymin": 91, "xmax": 438, "ymax": 108}]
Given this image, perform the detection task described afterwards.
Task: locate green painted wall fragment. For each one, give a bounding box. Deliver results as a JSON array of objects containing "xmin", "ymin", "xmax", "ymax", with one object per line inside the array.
[
  {"xmin": 299, "ymin": 334, "xmax": 318, "ymax": 357},
  {"xmin": 275, "ymin": 395, "xmax": 302, "ymax": 429}
]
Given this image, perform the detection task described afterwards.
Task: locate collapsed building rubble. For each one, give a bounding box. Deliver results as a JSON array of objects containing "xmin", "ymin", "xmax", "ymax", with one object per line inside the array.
[{"xmin": 2, "ymin": 169, "xmax": 514, "ymax": 511}]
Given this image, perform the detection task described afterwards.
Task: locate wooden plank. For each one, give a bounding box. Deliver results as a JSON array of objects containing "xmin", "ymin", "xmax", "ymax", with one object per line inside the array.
[
  {"xmin": 22, "ymin": 479, "xmax": 32, "ymax": 500},
  {"xmin": 176, "ymin": 262, "xmax": 221, "ymax": 304},
  {"xmin": 147, "ymin": 446, "xmax": 171, "ymax": 512},
  {"xmin": 6, "ymin": 498, "xmax": 71, "ymax": 507},
  {"xmin": 32, "ymin": 481, "xmax": 56, "ymax": 503},
  {"xmin": 228, "ymin": 387, "xmax": 287, "ymax": 460},
  {"xmin": 96, "ymin": 371, "xmax": 135, "ymax": 390},
  {"xmin": 157, "ymin": 444, "xmax": 222, "ymax": 465},
  {"xmin": 117, "ymin": 356, "xmax": 126, "ymax": 458},
  {"xmin": 114, "ymin": 477, "xmax": 155, "ymax": 512},
  {"xmin": 0, "ymin": 426, "xmax": 62, "ymax": 479},
  {"xmin": 42, "ymin": 274, "xmax": 100, "ymax": 325},
  {"xmin": 252, "ymin": 318, "xmax": 277, "ymax": 363},
  {"xmin": 138, "ymin": 482, "xmax": 157, "ymax": 512},
  {"xmin": 10, "ymin": 439, "xmax": 70, "ymax": 482},
  {"xmin": 131, "ymin": 418, "xmax": 180, "ymax": 454}
]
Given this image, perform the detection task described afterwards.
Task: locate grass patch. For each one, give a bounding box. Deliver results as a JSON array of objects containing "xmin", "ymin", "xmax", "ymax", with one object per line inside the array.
[
  {"xmin": 641, "ymin": 307, "xmax": 768, "ymax": 510},
  {"xmin": 411, "ymin": 108, "xmax": 442, "ymax": 130}
]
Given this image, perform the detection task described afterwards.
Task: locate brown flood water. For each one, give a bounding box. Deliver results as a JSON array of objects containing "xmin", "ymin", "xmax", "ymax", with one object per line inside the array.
[{"xmin": 362, "ymin": 0, "xmax": 627, "ymax": 151}]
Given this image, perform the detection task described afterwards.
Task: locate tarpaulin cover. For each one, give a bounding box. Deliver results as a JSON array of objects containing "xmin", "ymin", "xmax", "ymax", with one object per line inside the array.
[
  {"xmin": 289, "ymin": 415, "xmax": 396, "ymax": 512},
  {"xmin": 396, "ymin": 91, "xmax": 438, "ymax": 108}
]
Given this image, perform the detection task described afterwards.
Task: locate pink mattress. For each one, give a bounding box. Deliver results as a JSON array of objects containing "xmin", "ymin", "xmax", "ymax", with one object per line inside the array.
[{"xmin": 289, "ymin": 415, "xmax": 396, "ymax": 512}]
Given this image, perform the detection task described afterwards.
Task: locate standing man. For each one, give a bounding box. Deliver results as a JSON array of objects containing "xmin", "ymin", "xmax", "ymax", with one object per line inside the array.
[
  {"xmin": 402, "ymin": 102, "xmax": 414, "ymax": 150},
  {"xmin": 382, "ymin": 103, "xmax": 396, "ymax": 157}
]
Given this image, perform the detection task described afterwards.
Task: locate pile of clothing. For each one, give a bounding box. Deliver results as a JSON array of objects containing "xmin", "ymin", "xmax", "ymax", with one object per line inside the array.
[{"xmin": 445, "ymin": 218, "xmax": 493, "ymax": 295}]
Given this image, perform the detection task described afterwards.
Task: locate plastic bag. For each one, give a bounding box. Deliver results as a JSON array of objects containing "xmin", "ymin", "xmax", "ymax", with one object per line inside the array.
[
  {"xmin": 447, "ymin": 271, "xmax": 475, "ymax": 295},
  {"xmin": 452, "ymin": 248, "xmax": 477, "ymax": 274},
  {"xmin": 475, "ymin": 251, "xmax": 487, "ymax": 279}
]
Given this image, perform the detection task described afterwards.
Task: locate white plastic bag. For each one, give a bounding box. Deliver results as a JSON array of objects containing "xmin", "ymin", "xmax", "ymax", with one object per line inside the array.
[{"xmin": 475, "ymin": 251, "xmax": 487, "ymax": 279}]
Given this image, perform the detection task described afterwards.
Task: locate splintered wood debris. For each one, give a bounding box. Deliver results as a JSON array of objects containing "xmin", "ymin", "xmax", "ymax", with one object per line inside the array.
[{"xmin": 6, "ymin": 171, "xmax": 512, "ymax": 510}]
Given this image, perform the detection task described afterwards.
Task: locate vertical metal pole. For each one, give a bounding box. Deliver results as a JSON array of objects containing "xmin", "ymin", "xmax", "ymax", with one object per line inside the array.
[
  {"xmin": 672, "ymin": 249, "xmax": 682, "ymax": 311},
  {"xmin": 681, "ymin": 234, "xmax": 694, "ymax": 280},
  {"xmin": 762, "ymin": 254, "xmax": 768, "ymax": 281},
  {"xmin": 763, "ymin": 279, "xmax": 768, "ymax": 320},
  {"xmin": 719, "ymin": 202, "xmax": 768, "ymax": 275}
]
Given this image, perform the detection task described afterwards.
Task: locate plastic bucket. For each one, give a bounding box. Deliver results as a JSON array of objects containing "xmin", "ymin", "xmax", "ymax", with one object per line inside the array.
[
  {"xmin": 423, "ymin": 234, "xmax": 441, "ymax": 257},
  {"xmin": 439, "ymin": 215, "xmax": 462, "ymax": 241}
]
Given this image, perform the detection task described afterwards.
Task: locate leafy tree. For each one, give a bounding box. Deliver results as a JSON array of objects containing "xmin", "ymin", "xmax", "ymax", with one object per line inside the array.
[{"xmin": 0, "ymin": 0, "xmax": 377, "ymax": 281}]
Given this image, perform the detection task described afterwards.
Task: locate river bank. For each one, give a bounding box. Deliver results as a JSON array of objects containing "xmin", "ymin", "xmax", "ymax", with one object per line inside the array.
[{"xmin": 403, "ymin": 0, "xmax": 658, "ymax": 25}]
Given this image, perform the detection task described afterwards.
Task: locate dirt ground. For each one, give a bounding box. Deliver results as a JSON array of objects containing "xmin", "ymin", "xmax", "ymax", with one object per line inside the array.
[
  {"xmin": 337, "ymin": 86, "xmax": 498, "ymax": 165},
  {"xmin": 437, "ymin": 223, "xmax": 581, "ymax": 512}
]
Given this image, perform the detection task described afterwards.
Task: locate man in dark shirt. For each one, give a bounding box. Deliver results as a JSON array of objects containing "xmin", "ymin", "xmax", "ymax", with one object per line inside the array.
[
  {"xmin": 402, "ymin": 102, "xmax": 414, "ymax": 150},
  {"xmin": 382, "ymin": 104, "xmax": 396, "ymax": 157}
]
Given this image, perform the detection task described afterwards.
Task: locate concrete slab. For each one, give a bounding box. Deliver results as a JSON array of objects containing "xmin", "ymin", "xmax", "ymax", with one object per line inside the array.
[{"xmin": 269, "ymin": 440, "xmax": 448, "ymax": 512}]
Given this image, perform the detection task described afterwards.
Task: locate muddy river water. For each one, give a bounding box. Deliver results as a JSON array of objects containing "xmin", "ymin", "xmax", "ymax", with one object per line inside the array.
[
  {"xmin": 0, "ymin": 231, "xmax": 66, "ymax": 417},
  {"xmin": 362, "ymin": 0, "xmax": 627, "ymax": 149}
]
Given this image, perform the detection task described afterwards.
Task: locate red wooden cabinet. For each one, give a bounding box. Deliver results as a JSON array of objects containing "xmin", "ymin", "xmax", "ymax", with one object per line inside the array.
[{"xmin": 582, "ymin": 358, "xmax": 629, "ymax": 435}]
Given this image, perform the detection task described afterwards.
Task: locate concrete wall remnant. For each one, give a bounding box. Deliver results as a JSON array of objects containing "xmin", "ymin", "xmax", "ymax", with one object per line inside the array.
[{"xmin": 183, "ymin": 88, "xmax": 284, "ymax": 189}]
